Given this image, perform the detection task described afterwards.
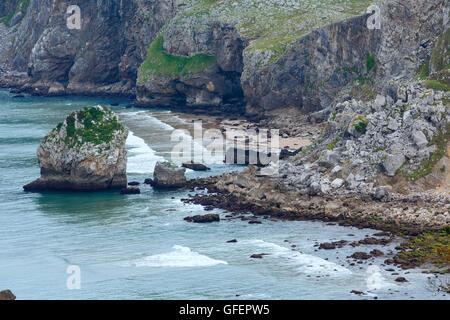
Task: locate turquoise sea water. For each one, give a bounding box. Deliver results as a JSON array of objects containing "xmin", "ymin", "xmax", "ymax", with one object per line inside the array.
[{"xmin": 0, "ymin": 89, "xmax": 447, "ymax": 300}]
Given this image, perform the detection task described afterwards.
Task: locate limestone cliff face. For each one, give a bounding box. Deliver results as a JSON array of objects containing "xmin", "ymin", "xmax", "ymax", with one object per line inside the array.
[
  {"xmin": 24, "ymin": 106, "xmax": 128, "ymax": 191},
  {"xmin": 0, "ymin": 0, "xmax": 180, "ymax": 96},
  {"xmin": 134, "ymin": 0, "xmax": 447, "ymax": 117},
  {"xmin": 243, "ymin": 0, "xmax": 447, "ymax": 118},
  {"xmin": 0, "ymin": 0, "xmax": 448, "ymax": 118}
]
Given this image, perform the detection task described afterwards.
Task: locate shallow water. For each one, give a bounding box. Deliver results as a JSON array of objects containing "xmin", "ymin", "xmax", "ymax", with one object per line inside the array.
[{"xmin": 0, "ymin": 89, "xmax": 447, "ymax": 300}]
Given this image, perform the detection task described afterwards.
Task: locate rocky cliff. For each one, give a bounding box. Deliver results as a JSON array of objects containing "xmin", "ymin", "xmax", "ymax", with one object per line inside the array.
[
  {"xmin": 0, "ymin": 0, "xmax": 182, "ymax": 96},
  {"xmin": 0, "ymin": 0, "xmax": 448, "ymax": 118},
  {"xmin": 24, "ymin": 106, "xmax": 128, "ymax": 191},
  {"xmin": 135, "ymin": 0, "xmax": 448, "ymax": 118}
]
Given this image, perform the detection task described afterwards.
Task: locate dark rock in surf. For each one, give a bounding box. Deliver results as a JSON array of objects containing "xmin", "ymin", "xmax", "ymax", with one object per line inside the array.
[
  {"xmin": 184, "ymin": 214, "xmax": 220, "ymax": 223},
  {"xmin": 121, "ymin": 186, "xmax": 140, "ymax": 194}
]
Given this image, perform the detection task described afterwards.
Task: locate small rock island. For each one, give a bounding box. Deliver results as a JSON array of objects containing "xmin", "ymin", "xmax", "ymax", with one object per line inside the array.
[{"xmin": 24, "ymin": 106, "xmax": 128, "ymax": 191}]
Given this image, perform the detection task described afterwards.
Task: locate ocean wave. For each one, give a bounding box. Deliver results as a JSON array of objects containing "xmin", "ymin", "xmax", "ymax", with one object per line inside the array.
[
  {"xmin": 121, "ymin": 245, "xmax": 228, "ymax": 268},
  {"xmin": 126, "ymin": 131, "xmax": 164, "ymax": 174},
  {"xmin": 122, "ymin": 111, "xmax": 174, "ymax": 131},
  {"xmin": 246, "ymin": 240, "xmax": 352, "ymax": 276}
]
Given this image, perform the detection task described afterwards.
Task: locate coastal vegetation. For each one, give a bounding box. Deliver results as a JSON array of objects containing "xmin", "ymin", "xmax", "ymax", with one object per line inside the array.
[
  {"xmin": 0, "ymin": 0, "xmax": 29, "ymax": 26},
  {"xmin": 44, "ymin": 106, "xmax": 125, "ymax": 149},
  {"xmin": 138, "ymin": 36, "xmax": 216, "ymax": 82}
]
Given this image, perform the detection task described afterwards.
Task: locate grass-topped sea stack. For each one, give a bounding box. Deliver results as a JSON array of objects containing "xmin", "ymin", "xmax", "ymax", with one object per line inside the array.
[{"xmin": 24, "ymin": 106, "xmax": 128, "ymax": 191}]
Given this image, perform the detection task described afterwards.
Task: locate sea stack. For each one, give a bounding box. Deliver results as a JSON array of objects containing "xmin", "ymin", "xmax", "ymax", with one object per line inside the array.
[{"xmin": 24, "ymin": 106, "xmax": 128, "ymax": 191}]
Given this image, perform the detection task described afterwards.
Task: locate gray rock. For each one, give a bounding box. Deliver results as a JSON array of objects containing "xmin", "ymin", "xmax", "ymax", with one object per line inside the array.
[
  {"xmin": 374, "ymin": 186, "xmax": 392, "ymax": 200},
  {"xmin": 23, "ymin": 106, "xmax": 128, "ymax": 191},
  {"xmin": 411, "ymin": 130, "xmax": 428, "ymax": 149},
  {"xmin": 153, "ymin": 162, "xmax": 187, "ymax": 188},
  {"xmin": 331, "ymin": 178, "xmax": 345, "ymax": 189},
  {"xmin": 381, "ymin": 155, "xmax": 405, "ymax": 177},
  {"xmin": 318, "ymin": 150, "xmax": 340, "ymax": 168},
  {"xmin": 374, "ymin": 95, "xmax": 386, "ymax": 109},
  {"xmin": 387, "ymin": 118, "xmax": 400, "ymax": 131}
]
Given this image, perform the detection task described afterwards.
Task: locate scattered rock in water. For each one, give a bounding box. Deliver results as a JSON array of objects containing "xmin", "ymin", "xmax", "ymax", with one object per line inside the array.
[
  {"xmin": 0, "ymin": 290, "xmax": 16, "ymax": 300},
  {"xmin": 227, "ymin": 239, "xmax": 238, "ymax": 243},
  {"xmin": 125, "ymin": 104, "xmax": 134, "ymax": 109},
  {"xmin": 23, "ymin": 106, "xmax": 128, "ymax": 191},
  {"xmin": 370, "ymin": 249, "xmax": 385, "ymax": 257},
  {"xmin": 184, "ymin": 214, "xmax": 220, "ymax": 223},
  {"xmin": 250, "ymin": 253, "xmax": 269, "ymax": 259},
  {"xmin": 144, "ymin": 178, "xmax": 155, "ymax": 185},
  {"xmin": 9, "ymin": 89, "xmax": 21, "ymax": 94},
  {"xmin": 110, "ymin": 102, "xmax": 119, "ymax": 106},
  {"xmin": 395, "ymin": 277, "xmax": 408, "ymax": 283},
  {"xmin": 319, "ymin": 242, "xmax": 336, "ymax": 250},
  {"xmin": 350, "ymin": 290, "xmax": 365, "ymax": 295},
  {"xmin": 13, "ymin": 94, "xmax": 25, "ymax": 98},
  {"xmin": 153, "ymin": 161, "xmax": 187, "ymax": 188},
  {"xmin": 182, "ymin": 162, "xmax": 211, "ymax": 171},
  {"xmin": 120, "ymin": 187, "xmax": 140, "ymax": 194},
  {"xmin": 348, "ymin": 252, "xmax": 372, "ymax": 260},
  {"xmin": 128, "ymin": 181, "xmax": 140, "ymax": 186}
]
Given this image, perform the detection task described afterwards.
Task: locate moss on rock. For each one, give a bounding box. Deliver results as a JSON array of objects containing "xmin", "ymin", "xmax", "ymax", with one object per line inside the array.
[{"xmin": 138, "ymin": 35, "xmax": 216, "ymax": 83}]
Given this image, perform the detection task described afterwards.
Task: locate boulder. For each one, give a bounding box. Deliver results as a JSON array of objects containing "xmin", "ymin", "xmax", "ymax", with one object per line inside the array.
[
  {"xmin": 0, "ymin": 290, "xmax": 16, "ymax": 300},
  {"xmin": 381, "ymin": 155, "xmax": 405, "ymax": 177},
  {"xmin": 24, "ymin": 106, "xmax": 128, "ymax": 191},
  {"xmin": 348, "ymin": 252, "xmax": 372, "ymax": 260},
  {"xmin": 319, "ymin": 242, "xmax": 336, "ymax": 250},
  {"xmin": 373, "ymin": 186, "xmax": 392, "ymax": 200},
  {"xmin": 153, "ymin": 162, "xmax": 187, "ymax": 188},
  {"xmin": 411, "ymin": 130, "xmax": 428, "ymax": 149},
  {"xmin": 395, "ymin": 277, "xmax": 408, "ymax": 283},
  {"xmin": 182, "ymin": 162, "xmax": 211, "ymax": 171},
  {"xmin": 250, "ymin": 253, "xmax": 269, "ymax": 259},
  {"xmin": 318, "ymin": 150, "xmax": 340, "ymax": 168},
  {"xmin": 331, "ymin": 178, "xmax": 345, "ymax": 189},
  {"xmin": 120, "ymin": 187, "xmax": 140, "ymax": 194},
  {"xmin": 144, "ymin": 178, "xmax": 155, "ymax": 185},
  {"xmin": 184, "ymin": 214, "xmax": 220, "ymax": 223}
]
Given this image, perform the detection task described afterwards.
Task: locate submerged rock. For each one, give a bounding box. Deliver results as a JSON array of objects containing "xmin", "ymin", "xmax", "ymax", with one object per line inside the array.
[
  {"xmin": 153, "ymin": 161, "xmax": 187, "ymax": 188},
  {"xmin": 24, "ymin": 106, "xmax": 128, "ymax": 191},
  {"xmin": 184, "ymin": 214, "xmax": 220, "ymax": 223},
  {"xmin": 0, "ymin": 290, "xmax": 16, "ymax": 300},
  {"xmin": 121, "ymin": 187, "xmax": 140, "ymax": 194}
]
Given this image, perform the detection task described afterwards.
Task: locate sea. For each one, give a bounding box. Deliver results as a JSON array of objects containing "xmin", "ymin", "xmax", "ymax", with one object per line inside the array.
[{"xmin": 0, "ymin": 89, "xmax": 447, "ymax": 300}]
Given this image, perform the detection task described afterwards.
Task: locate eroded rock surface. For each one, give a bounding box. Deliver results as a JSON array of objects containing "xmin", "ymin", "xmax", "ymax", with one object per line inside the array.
[{"xmin": 24, "ymin": 106, "xmax": 128, "ymax": 191}]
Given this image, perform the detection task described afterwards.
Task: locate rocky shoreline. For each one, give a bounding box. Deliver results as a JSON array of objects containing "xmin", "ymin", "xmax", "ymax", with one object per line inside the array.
[{"xmin": 182, "ymin": 167, "xmax": 449, "ymax": 272}]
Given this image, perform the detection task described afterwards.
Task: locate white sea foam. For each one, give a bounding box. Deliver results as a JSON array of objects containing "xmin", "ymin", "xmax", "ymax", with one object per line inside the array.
[
  {"xmin": 246, "ymin": 240, "xmax": 352, "ymax": 276},
  {"xmin": 126, "ymin": 131, "xmax": 164, "ymax": 174},
  {"xmin": 123, "ymin": 111, "xmax": 223, "ymax": 165},
  {"xmin": 122, "ymin": 245, "xmax": 228, "ymax": 268},
  {"xmin": 123, "ymin": 111, "xmax": 174, "ymax": 131}
]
